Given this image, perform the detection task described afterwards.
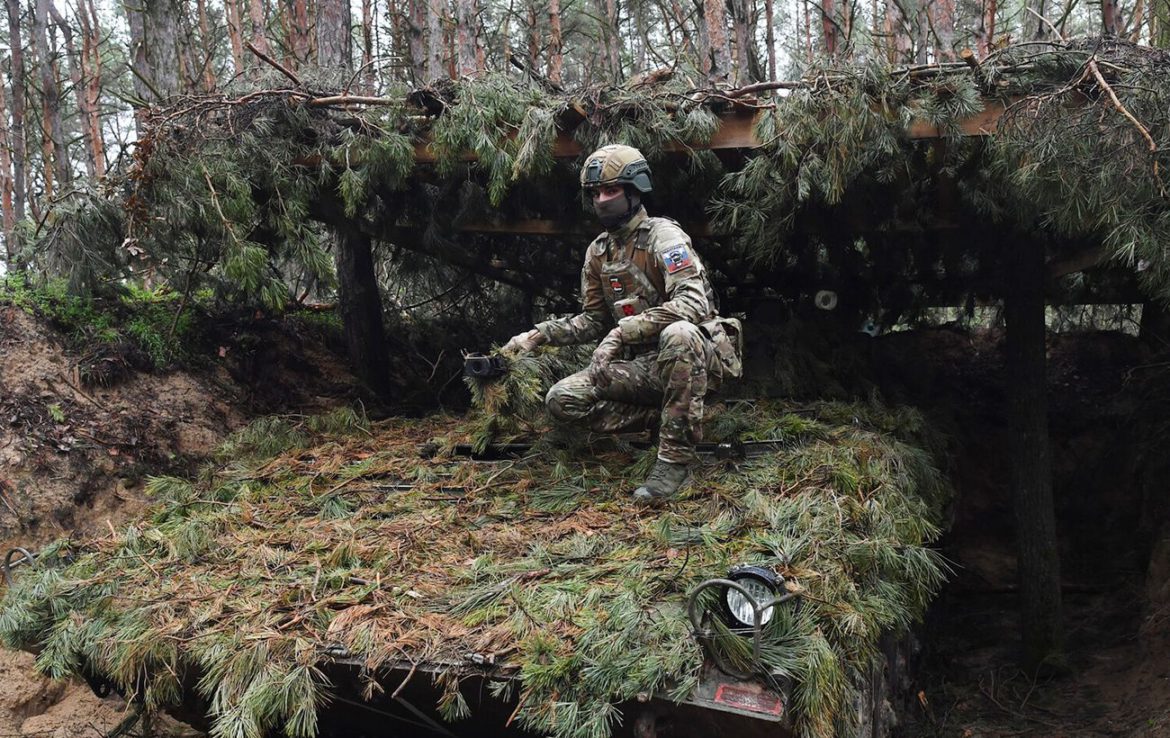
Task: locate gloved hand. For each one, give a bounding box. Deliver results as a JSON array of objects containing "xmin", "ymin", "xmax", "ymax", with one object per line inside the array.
[
  {"xmin": 588, "ymin": 328, "xmax": 623, "ymax": 388},
  {"xmin": 503, "ymin": 328, "xmax": 546, "ymax": 355}
]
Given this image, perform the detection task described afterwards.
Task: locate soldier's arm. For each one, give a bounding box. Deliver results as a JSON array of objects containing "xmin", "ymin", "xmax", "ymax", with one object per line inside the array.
[
  {"xmin": 616, "ymin": 232, "xmax": 710, "ymax": 344},
  {"xmin": 534, "ymin": 254, "xmax": 611, "ymax": 346}
]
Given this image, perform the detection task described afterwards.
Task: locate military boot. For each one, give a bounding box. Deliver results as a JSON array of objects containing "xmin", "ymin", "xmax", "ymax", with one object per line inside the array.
[{"xmin": 633, "ymin": 459, "xmax": 690, "ymax": 502}]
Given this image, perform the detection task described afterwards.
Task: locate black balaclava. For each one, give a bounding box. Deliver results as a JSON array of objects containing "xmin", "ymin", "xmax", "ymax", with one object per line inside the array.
[{"xmin": 594, "ymin": 187, "xmax": 642, "ymax": 231}]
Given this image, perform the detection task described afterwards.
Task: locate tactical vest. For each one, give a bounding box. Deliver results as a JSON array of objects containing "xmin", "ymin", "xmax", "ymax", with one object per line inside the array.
[{"xmin": 594, "ymin": 217, "xmax": 718, "ymax": 325}]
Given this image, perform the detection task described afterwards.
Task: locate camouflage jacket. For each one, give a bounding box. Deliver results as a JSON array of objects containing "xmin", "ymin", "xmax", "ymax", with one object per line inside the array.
[{"xmin": 535, "ymin": 208, "xmax": 718, "ymax": 349}]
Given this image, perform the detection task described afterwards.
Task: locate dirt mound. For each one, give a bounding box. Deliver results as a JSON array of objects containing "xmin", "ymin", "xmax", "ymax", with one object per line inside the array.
[
  {"xmin": 0, "ymin": 304, "xmax": 370, "ymax": 737},
  {"xmin": 0, "ymin": 306, "xmax": 239, "ymax": 551}
]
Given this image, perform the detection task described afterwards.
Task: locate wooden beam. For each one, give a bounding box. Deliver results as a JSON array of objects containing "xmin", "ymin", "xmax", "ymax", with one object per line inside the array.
[
  {"xmin": 907, "ymin": 99, "xmax": 1008, "ymax": 139},
  {"xmin": 411, "ymin": 102, "xmax": 1006, "ymax": 163}
]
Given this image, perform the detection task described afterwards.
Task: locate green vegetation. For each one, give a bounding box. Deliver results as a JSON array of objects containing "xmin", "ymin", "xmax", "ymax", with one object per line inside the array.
[
  {"xmin": 0, "ymin": 359, "xmax": 951, "ymax": 738},
  {"xmin": 0, "ymin": 274, "xmax": 197, "ymax": 370}
]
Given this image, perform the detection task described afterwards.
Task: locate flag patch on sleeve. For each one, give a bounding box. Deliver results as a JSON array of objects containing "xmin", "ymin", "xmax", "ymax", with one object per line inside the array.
[{"xmin": 664, "ymin": 246, "xmax": 693, "ymax": 274}]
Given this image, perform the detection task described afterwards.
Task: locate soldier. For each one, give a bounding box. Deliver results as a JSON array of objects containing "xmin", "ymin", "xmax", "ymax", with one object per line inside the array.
[{"xmin": 505, "ymin": 145, "xmax": 742, "ymax": 501}]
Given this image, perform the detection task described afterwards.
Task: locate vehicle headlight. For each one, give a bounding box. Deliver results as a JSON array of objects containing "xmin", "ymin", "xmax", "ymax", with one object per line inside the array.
[{"xmin": 721, "ymin": 565, "xmax": 783, "ymax": 629}]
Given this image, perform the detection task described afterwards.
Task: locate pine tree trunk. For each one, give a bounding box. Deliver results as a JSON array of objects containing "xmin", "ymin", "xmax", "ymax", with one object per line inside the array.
[
  {"xmin": 1101, "ymin": 0, "xmax": 1122, "ymax": 34},
  {"xmin": 729, "ymin": 0, "xmax": 752, "ymax": 81},
  {"xmin": 931, "ymin": 0, "xmax": 955, "ymax": 58},
  {"xmin": 802, "ymin": 0, "xmax": 812, "ymax": 61},
  {"xmin": 693, "ymin": 0, "xmax": 712, "ymax": 76},
  {"xmin": 291, "ymin": 0, "xmax": 311, "ymax": 64},
  {"xmin": 78, "ymin": 0, "xmax": 105, "ymax": 177},
  {"xmin": 224, "ymin": 0, "xmax": 246, "ymax": 73},
  {"xmin": 361, "ymin": 0, "xmax": 374, "ymax": 90},
  {"xmin": 600, "ymin": 0, "xmax": 622, "ymax": 80},
  {"xmin": 548, "ymin": 0, "xmax": 563, "ymax": 84},
  {"xmin": 821, "ymin": 0, "xmax": 838, "ymax": 55},
  {"xmin": 33, "ymin": 0, "xmax": 70, "ymax": 191},
  {"xmin": 49, "ymin": 1, "xmax": 96, "ymax": 178},
  {"xmin": 1004, "ymin": 236, "xmax": 1064, "ymax": 670},
  {"xmin": 405, "ymin": 0, "xmax": 428, "ymax": 82},
  {"xmin": 426, "ymin": 0, "xmax": 444, "ymax": 80},
  {"xmin": 526, "ymin": 0, "xmax": 540, "ymax": 71},
  {"xmin": 335, "ymin": 225, "xmax": 394, "ymax": 399},
  {"xmin": 248, "ymin": 0, "xmax": 270, "ymax": 61},
  {"xmin": 196, "ymin": 0, "xmax": 216, "ymax": 89},
  {"xmin": 126, "ymin": 0, "xmax": 182, "ymax": 106},
  {"xmin": 914, "ymin": 0, "xmax": 928, "ymax": 62},
  {"xmin": 1026, "ymin": 0, "xmax": 1047, "ymax": 38},
  {"xmin": 316, "ymin": 0, "xmax": 352, "ymax": 70},
  {"xmin": 1153, "ymin": 0, "xmax": 1168, "ymax": 45},
  {"xmin": 455, "ymin": 0, "xmax": 477, "ymax": 75},
  {"xmin": 4, "ymin": 0, "xmax": 27, "ymax": 224},
  {"xmin": 1130, "ymin": 0, "xmax": 1146, "ymax": 41},
  {"xmin": 704, "ymin": 0, "xmax": 730, "ymax": 81},
  {"xmin": 0, "ymin": 60, "xmax": 16, "ymax": 260},
  {"xmin": 976, "ymin": 0, "xmax": 997, "ymax": 57},
  {"xmin": 764, "ymin": 0, "xmax": 775, "ymax": 79}
]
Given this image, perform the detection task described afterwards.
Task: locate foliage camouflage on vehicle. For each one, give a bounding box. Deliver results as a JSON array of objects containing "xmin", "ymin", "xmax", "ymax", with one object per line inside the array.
[{"xmin": 0, "ymin": 347, "xmax": 950, "ymax": 738}]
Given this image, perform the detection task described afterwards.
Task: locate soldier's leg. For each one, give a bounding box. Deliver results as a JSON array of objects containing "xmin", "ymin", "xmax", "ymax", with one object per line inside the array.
[
  {"xmin": 545, "ymin": 355, "xmax": 662, "ymax": 434},
  {"xmin": 654, "ymin": 321, "xmax": 713, "ymax": 465}
]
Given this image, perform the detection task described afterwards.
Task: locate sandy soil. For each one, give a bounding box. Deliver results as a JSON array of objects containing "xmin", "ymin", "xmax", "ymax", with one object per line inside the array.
[{"xmin": 0, "ymin": 305, "xmax": 364, "ymax": 737}]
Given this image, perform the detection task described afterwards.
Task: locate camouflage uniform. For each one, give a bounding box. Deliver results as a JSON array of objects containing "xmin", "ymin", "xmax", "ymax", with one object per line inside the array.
[{"xmin": 536, "ymin": 208, "xmax": 742, "ymax": 464}]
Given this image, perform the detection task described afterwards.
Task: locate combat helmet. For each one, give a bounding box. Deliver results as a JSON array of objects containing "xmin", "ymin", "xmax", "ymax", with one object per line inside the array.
[{"xmin": 580, "ymin": 144, "xmax": 653, "ymax": 193}]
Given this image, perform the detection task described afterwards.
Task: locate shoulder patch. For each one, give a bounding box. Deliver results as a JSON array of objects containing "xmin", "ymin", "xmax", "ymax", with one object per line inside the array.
[{"xmin": 663, "ymin": 244, "xmax": 694, "ymax": 274}]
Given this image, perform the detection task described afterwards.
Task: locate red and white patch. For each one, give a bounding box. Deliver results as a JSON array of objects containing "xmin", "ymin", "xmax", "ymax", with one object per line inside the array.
[
  {"xmin": 608, "ymin": 277, "xmax": 625, "ymax": 294},
  {"xmin": 664, "ymin": 246, "xmax": 694, "ymax": 274}
]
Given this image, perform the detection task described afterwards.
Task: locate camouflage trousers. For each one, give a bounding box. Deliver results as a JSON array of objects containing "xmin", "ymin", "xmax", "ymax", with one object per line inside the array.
[{"xmin": 545, "ymin": 321, "xmax": 722, "ymax": 464}]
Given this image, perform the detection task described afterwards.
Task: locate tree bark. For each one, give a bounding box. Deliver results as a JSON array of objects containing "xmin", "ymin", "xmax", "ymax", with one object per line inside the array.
[
  {"xmin": 599, "ymin": 0, "xmax": 622, "ymax": 80},
  {"xmin": 547, "ymin": 0, "xmax": 563, "ymax": 84},
  {"xmin": 361, "ymin": 0, "xmax": 374, "ymax": 90},
  {"xmin": 975, "ymin": 0, "xmax": 997, "ymax": 57},
  {"xmin": 454, "ymin": 0, "xmax": 477, "ymax": 75},
  {"xmin": 1154, "ymin": 0, "xmax": 1169, "ymax": 46},
  {"xmin": 78, "ymin": 0, "xmax": 105, "ymax": 177},
  {"xmin": 49, "ymin": 0, "xmax": 96, "ymax": 178},
  {"xmin": 291, "ymin": 0, "xmax": 312, "ymax": 64},
  {"xmin": 526, "ymin": 0, "xmax": 540, "ymax": 72},
  {"xmin": 4, "ymin": 0, "xmax": 27, "ymax": 224},
  {"xmin": 1101, "ymin": 0, "xmax": 1122, "ymax": 35},
  {"xmin": 1003, "ymin": 236, "xmax": 1064, "ymax": 670},
  {"xmin": 729, "ymin": 0, "xmax": 753, "ymax": 81},
  {"xmin": 0, "ymin": 57, "xmax": 16, "ymax": 260},
  {"xmin": 821, "ymin": 0, "xmax": 839, "ymax": 56},
  {"xmin": 1026, "ymin": 0, "xmax": 1048, "ymax": 39},
  {"xmin": 224, "ymin": 0, "xmax": 246, "ymax": 74},
  {"xmin": 426, "ymin": 0, "xmax": 444, "ymax": 80},
  {"xmin": 248, "ymin": 0, "xmax": 270, "ymax": 64},
  {"xmin": 930, "ymin": 0, "xmax": 956, "ymax": 58},
  {"xmin": 316, "ymin": 0, "xmax": 353, "ymax": 70},
  {"xmin": 125, "ymin": 0, "xmax": 183, "ymax": 107},
  {"xmin": 195, "ymin": 0, "xmax": 216, "ymax": 90},
  {"xmin": 33, "ymin": 0, "xmax": 70, "ymax": 192},
  {"xmin": 764, "ymin": 0, "xmax": 775, "ymax": 79},
  {"xmin": 405, "ymin": 0, "xmax": 428, "ymax": 82},
  {"xmin": 335, "ymin": 225, "xmax": 394, "ymax": 399},
  {"xmin": 704, "ymin": 0, "xmax": 731, "ymax": 81}
]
